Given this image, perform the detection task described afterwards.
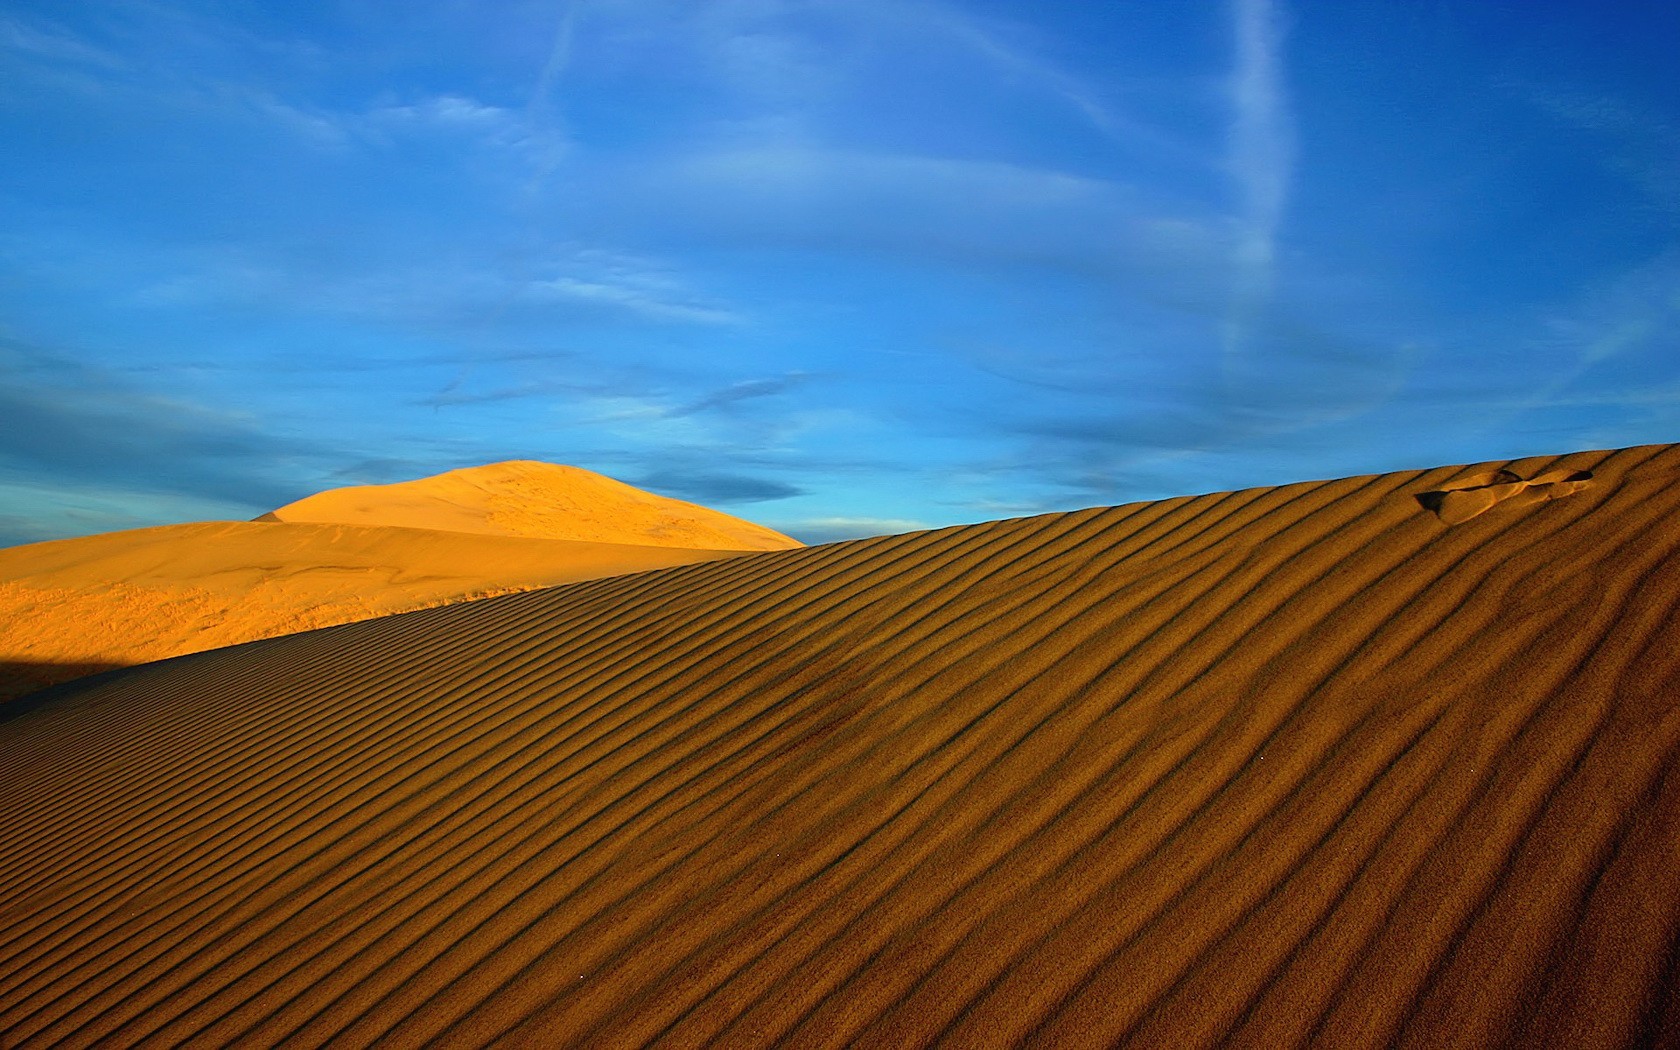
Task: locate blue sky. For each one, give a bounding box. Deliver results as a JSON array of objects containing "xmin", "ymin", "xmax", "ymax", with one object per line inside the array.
[{"xmin": 3, "ymin": 0, "xmax": 1677, "ymax": 546}]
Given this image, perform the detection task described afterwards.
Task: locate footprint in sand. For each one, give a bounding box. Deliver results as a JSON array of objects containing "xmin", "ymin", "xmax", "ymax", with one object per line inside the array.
[{"xmin": 1416, "ymin": 468, "xmax": 1593, "ymax": 524}]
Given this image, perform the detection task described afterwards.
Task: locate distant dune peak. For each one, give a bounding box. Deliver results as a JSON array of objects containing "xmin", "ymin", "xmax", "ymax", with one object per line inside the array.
[{"xmin": 260, "ymin": 460, "xmax": 802, "ymax": 551}]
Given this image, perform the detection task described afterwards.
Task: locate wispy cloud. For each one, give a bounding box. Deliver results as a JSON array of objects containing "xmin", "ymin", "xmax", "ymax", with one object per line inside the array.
[
  {"xmin": 1523, "ymin": 85, "xmax": 1680, "ymax": 220},
  {"xmin": 512, "ymin": 245, "xmax": 743, "ymax": 326},
  {"xmin": 371, "ymin": 94, "xmax": 514, "ymax": 128},
  {"xmin": 117, "ymin": 236, "xmax": 741, "ymax": 335},
  {"xmin": 1225, "ymin": 0, "xmax": 1293, "ymax": 358},
  {"xmin": 670, "ymin": 374, "xmax": 813, "ymax": 416},
  {"xmin": 567, "ymin": 376, "xmax": 830, "ymax": 454},
  {"xmin": 1461, "ymin": 251, "xmax": 1680, "ymax": 437},
  {"xmin": 0, "ymin": 336, "xmax": 327, "ymax": 538},
  {"xmin": 529, "ymin": 0, "xmax": 577, "ymax": 113},
  {"xmin": 0, "ymin": 7, "xmax": 353, "ymax": 145},
  {"xmin": 700, "ymin": 0, "xmax": 1183, "ymax": 155},
  {"xmin": 242, "ymin": 91, "xmax": 352, "ymax": 145},
  {"xmin": 777, "ymin": 516, "xmax": 931, "ymax": 544},
  {"xmin": 531, "ymin": 276, "xmax": 739, "ymax": 325},
  {"xmin": 0, "ymin": 13, "xmax": 126, "ymax": 70},
  {"xmin": 587, "ymin": 144, "xmax": 1227, "ymax": 293},
  {"xmin": 419, "ymin": 378, "xmax": 592, "ymax": 410},
  {"xmin": 362, "ymin": 92, "xmax": 568, "ymax": 165},
  {"xmin": 634, "ymin": 469, "xmax": 806, "ymax": 505},
  {"xmin": 0, "ymin": 479, "xmax": 265, "ymax": 549},
  {"xmin": 894, "ymin": 1, "xmax": 1128, "ymax": 143}
]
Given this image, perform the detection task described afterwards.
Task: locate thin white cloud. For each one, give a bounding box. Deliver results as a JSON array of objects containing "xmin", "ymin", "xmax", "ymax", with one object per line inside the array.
[
  {"xmin": 0, "ymin": 8, "xmax": 358, "ymax": 146},
  {"xmin": 1534, "ymin": 251, "xmax": 1680, "ymax": 382},
  {"xmin": 671, "ymin": 374, "xmax": 813, "ymax": 416},
  {"xmin": 525, "ymin": 248, "xmax": 743, "ymax": 326},
  {"xmin": 903, "ymin": 0, "xmax": 1136, "ymax": 145},
  {"xmin": 641, "ymin": 145, "xmax": 1213, "ymax": 261},
  {"xmin": 1387, "ymin": 251, "xmax": 1680, "ymax": 457},
  {"xmin": 362, "ymin": 92, "xmax": 557, "ymax": 156},
  {"xmin": 0, "ymin": 14, "xmax": 127, "ymax": 69},
  {"xmin": 1226, "ymin": 0, "xmax": 1293, "ymax": 355},
  {"xmin": 371, "ymin": 94, "xmax": 514, "ymax": 127},
  {"xmin": 0, "ymin": 477, "xmax": 257, "ymax": 546},
  {"xmin": 676, "ymin": 146, "xmax": 1112, "ymax": 209},
  {"xmin": 5, "ymin": 8, "xmax": 557, "ymax": 160},
  {"xmin": 530, "ymin": 1, "xmax": 578, "ymax": 115},
  {"xmin": 568, "ymin": 0, "xmax": 1188, "ymax": 158},
  {"xmin": 782, "ymin": 516, "xmax": 932, "ymax": 543},
  {"xmin": 1523, "ymin": 84, "xmax": 1680, "ymax": 217},
  {"xmin": 245, "ymin": 91, "xmax": 351, "ymax": 145},
  {"xmin": 533, "ymin": 277, "xmax": 739, "ymax": 324},
  {"xmin": 519, "ymin": 0, "xmax": 579, "ymax": 185}
]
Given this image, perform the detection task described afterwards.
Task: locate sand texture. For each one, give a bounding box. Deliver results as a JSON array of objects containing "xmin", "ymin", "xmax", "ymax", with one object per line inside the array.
[
  {"xmin": 2, "ymin": 444, "xmax": 1678, "ymax": 1048},
  {"xmin": 0, "ymin": 462, "xmax": 795, "ymax": 702}
]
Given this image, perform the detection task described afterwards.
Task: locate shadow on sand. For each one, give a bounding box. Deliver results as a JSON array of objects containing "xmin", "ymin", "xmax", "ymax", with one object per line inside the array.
[{"xmin": 1, "ymin": 661, "xmax": 136, "ymax": 722}]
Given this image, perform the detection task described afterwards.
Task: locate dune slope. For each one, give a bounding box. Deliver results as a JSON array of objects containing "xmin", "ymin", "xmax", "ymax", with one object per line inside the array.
[{"xmin": 2, "ymin": 444, "xmax": 1678, "ymax": 1048}]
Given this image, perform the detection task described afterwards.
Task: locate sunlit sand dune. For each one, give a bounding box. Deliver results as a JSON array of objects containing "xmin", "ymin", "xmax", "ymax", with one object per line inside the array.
[
  {"xmin": 0, "ymin": 462, "xmax": 796, "ymax": 701},
  {"xmin": 2, "ymin": 444, "xmax": 1678, "ymax": 1048},
  {"xmin": 259, "ymin": 460, "xmax": 801, "ymax": 551}
]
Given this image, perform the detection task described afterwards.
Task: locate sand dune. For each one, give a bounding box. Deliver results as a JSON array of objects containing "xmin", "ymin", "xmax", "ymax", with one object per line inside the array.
[
  {"xmin": 0, "ymin": 463, "xmax": 796, "ymax": 702},
  {"xmin": 259, "ymin": 461, "xmax": 801, "ymax": 551},
  {"xmin": 2, "ymin": 444, "xmax": 1678, "ymax": 1048}
]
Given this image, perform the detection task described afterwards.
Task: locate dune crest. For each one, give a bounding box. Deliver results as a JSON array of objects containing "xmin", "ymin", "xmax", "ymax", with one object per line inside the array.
[
  {"xmin": 259, "ymin": 461, "xmax": 801, "ymax": 551},
  {"xmin": 2, "ymin": 444, "xmax": 1678, "ymax": 1048}
]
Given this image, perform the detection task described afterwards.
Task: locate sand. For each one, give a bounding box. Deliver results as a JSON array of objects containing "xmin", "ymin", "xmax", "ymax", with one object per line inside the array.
[
  {"xmin": 0, "ymin": 462, "xmax": 798, "ymax": 702},
  {"xmin": 1, "ymin": 444, "xmax": 1677, "ymax": 1048},
  {"xmin": 259, "ymin": 461, "xmax": 800, "ymax": 551}
]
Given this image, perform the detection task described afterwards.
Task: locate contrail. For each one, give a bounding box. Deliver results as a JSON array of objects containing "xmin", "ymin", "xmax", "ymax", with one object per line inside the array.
[
  {"xmin": 523, "ymin": 0, "xmax": 577, "ymax": 189},
  {"xmin": 530, "ymin": 1, "xmax": 577, "ymax": 124},
  {"xmin": 1225, "ymin": 0, "xmax": 1292, "ymax": 359}
]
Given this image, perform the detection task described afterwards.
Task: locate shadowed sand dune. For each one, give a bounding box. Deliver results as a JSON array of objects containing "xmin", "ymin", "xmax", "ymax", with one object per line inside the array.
[
  {"xmin": 2, "ymin": 444, "xmax": 1678, "ymax": 1048},
  {"xmin": 0, "ymin": 463, "xmax": 797, "ymax": 701}
]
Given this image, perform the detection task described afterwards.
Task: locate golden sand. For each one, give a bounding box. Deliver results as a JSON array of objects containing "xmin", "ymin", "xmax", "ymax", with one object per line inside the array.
[
  {"xmin": 259, "ymin": 461, "xmax": 800, "ymax": 551},
  {"xmin": 2, "ymin": 444, "xmax": 1677, "ymax": 1047}
]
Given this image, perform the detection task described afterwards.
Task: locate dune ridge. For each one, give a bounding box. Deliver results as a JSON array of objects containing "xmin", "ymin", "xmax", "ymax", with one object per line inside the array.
[{"xmin": 2, "ymin": 444, "xmax": 1678, "ymax": 1047}]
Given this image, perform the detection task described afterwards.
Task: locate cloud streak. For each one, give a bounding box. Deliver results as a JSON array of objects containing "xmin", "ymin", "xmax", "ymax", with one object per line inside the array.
[
  {"xmin": 531, "ymin": 276, "xmax": 739, "ymax": 325},
  {"xmin": 777, "ymin": 516, "xmax": 932, "ymax": 545},
  {"xmin": 1226, "ymin": 0, "xmax": 1293, "ymax": 359},
  {"xmin": 0, "ymin": 337, "xmax": 330, "ymax": 536},
  {"xmin": 634, "ymin": 469, "xmax": 805, "ymax": 505},
  {"xmin": 670, "ymin": 374, "xmax": 813, "ymax": 417}
]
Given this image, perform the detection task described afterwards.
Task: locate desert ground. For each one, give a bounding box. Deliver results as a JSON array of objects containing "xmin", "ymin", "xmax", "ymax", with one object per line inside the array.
[{"xmin": 2, "ymin": 445, "xmax": 1677, "ymax": 1047}]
